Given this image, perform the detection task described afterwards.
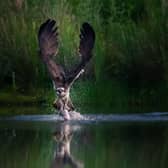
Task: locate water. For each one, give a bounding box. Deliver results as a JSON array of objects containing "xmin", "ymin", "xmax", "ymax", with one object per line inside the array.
[
  {"xmin": 2, "ymin": 112, "xmax": 168, "ymax": 122},
  {"xmin": 1, "ymin": 111, "xmax": 168, "ymax": 168}
]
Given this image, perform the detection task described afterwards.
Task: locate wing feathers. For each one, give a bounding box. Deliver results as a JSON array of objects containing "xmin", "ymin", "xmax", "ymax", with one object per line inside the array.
[
  {"xmin": 67, "ymin": 22, "xmax": 95, "ymax": 84},
  {"xmin": 38, "ymin": 19, "xmax": 95, "ymax": 87},
  {"xmin": 38, "ymin": 19, "xmax": 59, "ymax": 61},
  {"xmin": 38, "ymin": 19, "xmax": 65, "ymax": 87},
  {"xmin": 79, "ymin": 22, "xmax": 95, "ymax": 60}
]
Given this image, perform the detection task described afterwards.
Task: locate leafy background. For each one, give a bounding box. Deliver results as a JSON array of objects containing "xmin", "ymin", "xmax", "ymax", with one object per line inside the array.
[{"xmin": 0, "ymin": 0, "xmax": 168, "ymax": 113}]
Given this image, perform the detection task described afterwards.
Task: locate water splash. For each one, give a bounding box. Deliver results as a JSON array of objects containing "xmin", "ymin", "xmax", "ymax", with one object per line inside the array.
[{"xmin": 1, "ymin": 112, "xmax": 168, "ymax": 123}]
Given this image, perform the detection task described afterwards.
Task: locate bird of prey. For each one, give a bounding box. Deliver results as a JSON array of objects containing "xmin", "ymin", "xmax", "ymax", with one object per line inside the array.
[{"xmin": 38, "ymin": 19, "xmax": 95, "ymax": 120}]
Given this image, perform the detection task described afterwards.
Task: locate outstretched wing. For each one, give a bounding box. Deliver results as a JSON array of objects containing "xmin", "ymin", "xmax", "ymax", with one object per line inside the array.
[
  {"xmin": 79, "ymin": 22, "xmax": 95, "ymax": 61},
  {"xmin": 38, "ymin": 19, "xmax": 65, "ymax": 87},
  {"xmin": 67, "ymin": 22, "xmax": 95, "ymax": 84}
]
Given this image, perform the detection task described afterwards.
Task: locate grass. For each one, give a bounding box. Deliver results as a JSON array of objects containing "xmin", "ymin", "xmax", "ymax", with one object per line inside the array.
[
  {"xmin": 0, "ymin": 0, "xmax": 167, "ymax": 87},
  {"xmin": 1, "ymin": 79, "xmax": 168, "ymax": 115},
  {"xmin": 1, "ymin": 78, "xmax": 168, "ymax": 116},
  {"xmin": 0, "ymin": 0, "xmax": 168, "ymax": 113},
  {"xmin": 0, "ymin": 90, "xmax": 45, "ymax": 106}
]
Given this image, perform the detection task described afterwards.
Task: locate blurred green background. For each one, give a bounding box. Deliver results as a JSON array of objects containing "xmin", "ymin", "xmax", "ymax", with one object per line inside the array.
[{"xmin": 0, "ymin": 0, "xmax": 168, "ymax": 113}]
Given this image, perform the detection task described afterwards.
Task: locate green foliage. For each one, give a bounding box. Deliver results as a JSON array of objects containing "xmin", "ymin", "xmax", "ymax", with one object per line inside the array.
[
  {"xmin": 0, "ymin": 0, "xmax": 168, "ymax": 109},
  {"xmin": 0, "ymin": 89, "xmax": 45, "ymax": 106}
]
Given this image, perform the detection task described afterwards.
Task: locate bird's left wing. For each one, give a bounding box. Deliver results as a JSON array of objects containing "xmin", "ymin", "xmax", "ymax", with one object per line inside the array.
[{"xmin": 38, "ymin": 19, "xmax": 65, "ymax": 87}]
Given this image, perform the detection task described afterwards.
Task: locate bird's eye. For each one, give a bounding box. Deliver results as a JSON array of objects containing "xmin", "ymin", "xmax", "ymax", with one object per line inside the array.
[
  {"xmin": 56, "ymin": 87, "xmax": 65, "ymax": 95},
  {"xmin": 56, "ymin": 90, "xmax": 60, "ymax": 95}
]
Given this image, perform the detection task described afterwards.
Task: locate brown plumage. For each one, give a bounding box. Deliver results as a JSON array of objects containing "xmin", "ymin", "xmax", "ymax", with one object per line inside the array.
[{"xmin": 38, "ymin": 19, "xmax": 95, "ymax": 119}]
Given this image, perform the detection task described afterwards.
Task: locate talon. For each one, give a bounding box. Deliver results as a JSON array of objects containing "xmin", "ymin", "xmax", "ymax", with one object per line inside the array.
[{"xmin": 62, "ymin": 110, "xmax": 71, "ymax": 120}]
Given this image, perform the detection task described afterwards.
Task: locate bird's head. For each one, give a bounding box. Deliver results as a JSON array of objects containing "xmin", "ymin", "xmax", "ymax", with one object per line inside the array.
[{"xmin": 56, "ymin": 87, "xmax": 68, "ymax": 98}]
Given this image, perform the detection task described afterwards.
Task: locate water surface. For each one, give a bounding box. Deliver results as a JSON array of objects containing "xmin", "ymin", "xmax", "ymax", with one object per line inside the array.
[{"xmin": 1, "ymin": 108, "xmax": 168, "ymax": 168}]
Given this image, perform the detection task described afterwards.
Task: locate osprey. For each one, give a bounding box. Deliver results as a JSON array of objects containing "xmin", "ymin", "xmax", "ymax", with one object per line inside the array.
[{"xmin": 38, "ymin": 19, "xmax": 95, "ymax": 120}]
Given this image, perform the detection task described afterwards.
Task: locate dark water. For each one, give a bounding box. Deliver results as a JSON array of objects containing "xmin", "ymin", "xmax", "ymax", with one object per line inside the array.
[{"xmin": 1, "ymin": 113, "xmax": 168, "ymax": 168}]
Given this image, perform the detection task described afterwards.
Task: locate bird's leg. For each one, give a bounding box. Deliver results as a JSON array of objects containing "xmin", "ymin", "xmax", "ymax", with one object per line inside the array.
[
  {"xmin": 63, "ymin": 97, "xmax": 71, "ymax": 120},
  {"xmin": 54, "ymin": 87, "xmax": 77, "ymax": 120},
  {"xmin": 56, "ymin": 95, "xmax": 70, "ymax": 120},
  {"xmin": 54, "ymin": 99, "xmax": 70, "ymax": 120}
]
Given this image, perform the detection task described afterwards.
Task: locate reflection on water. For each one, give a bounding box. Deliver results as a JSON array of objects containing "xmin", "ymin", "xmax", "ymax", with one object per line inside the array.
[
  {"xmin": 0, "ymin": 119, "xmax": 168, "ymax": 168},
  {"xmin": 51, "ymin": 123, "xmax": 83, "ymax": 168}
]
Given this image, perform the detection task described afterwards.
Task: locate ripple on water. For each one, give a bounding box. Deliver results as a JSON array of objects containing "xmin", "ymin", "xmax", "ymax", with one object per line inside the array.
[{"xmin": 1, "ymin": 112, "xmax": 168, "ymax": 123}]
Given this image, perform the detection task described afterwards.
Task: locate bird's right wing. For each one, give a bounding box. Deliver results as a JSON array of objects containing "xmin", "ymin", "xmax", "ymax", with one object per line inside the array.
[
  {"xmin": 38, "ymin": 19, "xmax": 65, "ymax": 87},
  {"xmin": 67, "ymin": 22, "xmax": 95, "ymax": 85}
]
